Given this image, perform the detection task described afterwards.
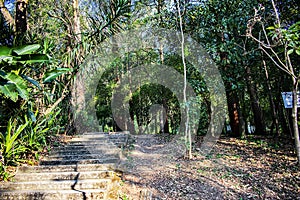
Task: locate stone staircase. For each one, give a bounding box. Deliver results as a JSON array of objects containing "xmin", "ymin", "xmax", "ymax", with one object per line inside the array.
[{"xmin": 0, "ymin": 132, "xmax": 131, "ymax": 200}]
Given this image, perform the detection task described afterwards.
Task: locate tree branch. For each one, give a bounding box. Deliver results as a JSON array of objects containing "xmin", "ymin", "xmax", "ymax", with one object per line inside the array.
[{"xmin": 44, "ymin": 80, "xmax": 71, "ymax": 115}]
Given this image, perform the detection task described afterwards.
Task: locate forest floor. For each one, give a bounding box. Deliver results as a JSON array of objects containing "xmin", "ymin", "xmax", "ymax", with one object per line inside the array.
[{"xmin": 118, "ymin": 135, "xmax": 300, "ymax": 200}]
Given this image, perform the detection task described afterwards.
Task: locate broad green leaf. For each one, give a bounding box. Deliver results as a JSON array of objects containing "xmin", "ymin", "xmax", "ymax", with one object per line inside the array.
[
  {"xmin": 1, "ymin": 72, "xmax": 29, "ymax": 100},
  {"xmin": 296, "ymin": 49, "xmax": 300, "ymax": 55},
  {"xmin": 287, "ymin": 49, "xmax": 294, "ymax": 55},
  {"xmin": 20, "ymin": 74, "xmax": 41, "ymax": 89},
  {"xmin": 7, "ymin": 73, "xmax": 29, "ymax": 100},
  {"xmin": 14, "ymin": 54, "xmax": 49, "ymax": 64},
  {"xmin": 12, "ymin": 44, "xmax": 41, "ymax": 55},
  {"xmin": 43, "ymin": 68, "xmax": 72, "ymax": 83},
  {"xmin": 0, "ymin": 83, "xmax": 18, "ymax": 102},
  {"xmin": 0, "ymin": 46, "xmax": 12, "ymax": 56},
  {"xmin": 0, "ymin": 55, "xmax": 13, "ymax": 63}
]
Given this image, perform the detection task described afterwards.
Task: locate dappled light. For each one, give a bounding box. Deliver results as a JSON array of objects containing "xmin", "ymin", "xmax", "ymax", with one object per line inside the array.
[{"xmin": 0, "ymin": 0, "xmax": 299, "ymax": 199}]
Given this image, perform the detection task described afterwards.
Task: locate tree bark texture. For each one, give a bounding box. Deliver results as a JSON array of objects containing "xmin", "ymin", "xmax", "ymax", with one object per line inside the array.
[
  {"xmin": 15, "ymin": 0, "xmax": 28, "ymax": 35},
  {"xmin": 73, "ymin": 0, "xmax": 81, "ymax": 42},
  {"xmin": 263, "ymin": 60, "xmax": 279, "ymax": 136},
  {"xmin": 226, "ymin": 90, "xmax": 243, "ymax": 137},
  {"xmin": 245, "ymin": 65, "xmax": 266, "ymax": 134}
]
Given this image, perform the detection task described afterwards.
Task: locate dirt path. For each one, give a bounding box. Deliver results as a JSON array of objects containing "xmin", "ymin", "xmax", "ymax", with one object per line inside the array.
[{"xmin": 118, "ymin": 136, "xmax": 300, "ymax": 200}]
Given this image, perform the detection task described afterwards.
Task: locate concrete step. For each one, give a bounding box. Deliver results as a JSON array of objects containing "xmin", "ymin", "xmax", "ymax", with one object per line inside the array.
[
  {"xmin": 19, "ymin": 163, "xmax": 115, "ymax": 173},
  {"xmin": 0, "ymin": 179, "xmax": 111, "ymax": 190},
  {"xmin": 48, "ymin": 149, "xmax": 94, "ymax": 155},
  {"xmin": 48, "ymin": 148, "xmax": 119, "ymax": 156},
  {"xmin": 68, "ymin": 140, "xmax": 126, "ymax": 145},
  {"xmin": 39, "ymin": 158, "xmax": 119, "ymax": 165},
  {"xmin": 79, "ymin": 133, "xmax": 131, "ymax": 141},
  {"xmin": 13, "ymin": 171, "xmax": 115, "ymax": 182},
  {"xmin": 72, "ymin": 134, "xmax": 129, "ymax": 141},
  {"xmin": 0, "ymin": 189, "xmax": 107, "ymax": 200},
  {"xmin": 49, "ymin": 144, "xmax": 112, "ymax": 152},
  {"xmin": 70, "ymin": 136, "xmax": 108, "ymax": 141},
  {"xmin": 45, "ymin": 154, "xmax": 119, "ymax": 161},
  {"xmin": 51, "ymin": 144, "xmax": 118, "ymax": 150},
  {"xmin": 0, "ymin": 132, "xmax": 126, "ymax": 199}
]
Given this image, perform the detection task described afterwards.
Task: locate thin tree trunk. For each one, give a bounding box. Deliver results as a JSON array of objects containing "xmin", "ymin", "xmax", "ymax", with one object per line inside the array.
[
  {"xmin": 73, "ymin": 0, "xmax": 81, "ymax": 42},
  {"xmin": 245, "ymin": 65, "xmax": 266, "ymax": 134},
  {"xmin": 291, "ymin": 76, "xmax": 300, "ymax": 165},
  {"xmin": 177, "ymin": 0, "xmax": 191, "ymax": 159},
  {"xmin": 263, "ymin": 60, "xmax": 279, "ymax": 136}
]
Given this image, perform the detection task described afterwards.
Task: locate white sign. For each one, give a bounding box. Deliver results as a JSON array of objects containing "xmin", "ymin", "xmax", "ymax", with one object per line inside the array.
[{"xmin": 281, "ymin": 92, "xmax": 300, "ymax": 108}]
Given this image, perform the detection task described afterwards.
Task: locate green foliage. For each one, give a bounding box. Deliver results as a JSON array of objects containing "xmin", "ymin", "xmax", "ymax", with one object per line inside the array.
[
  {"xmin": 87, "ymin": 0, "xmax": 131, "ymax": 43},
  {"xmin": 0, "ymin": 108, "xmax": 62, "ymax": 180},
  {"xmin": 0, "ymin": 117, "xmax": 28, "ymax": 166},
  {"xmin": 0, "ymin": 44, "xmax": 49, "ymax": 102},
  {"xmin": 21, "ymin": 108, "xmax": 61, "ymax": 156},
  {"xmin": 268, "ymin": 21, "xmax": 300, "ymax": 56},
  {"xmin": 0, "ymin": 70, "xmax": 29, "ymax": 101},
  {"xmin": 43, "ymin": 68, "xmax": 72, "ymax": 83},
  {"xmin": 0, "ymin": 44, "xmax": 49, "ymax": 65}
]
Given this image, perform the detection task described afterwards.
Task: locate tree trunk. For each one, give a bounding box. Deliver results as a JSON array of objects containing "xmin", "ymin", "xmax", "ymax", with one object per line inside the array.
[
  {"xmin": 291, "ymin": 78, "xmax": 300, "ymax": 165},
  {"xmin": 15, "ymin": 0, "xmax": 28, "ymax": 36},
  {"xmin": 263, "ymin": 60, "xmax": 280, "ymax": 136},
  {"xmin": 73, "ymin": 0, "xmax": 81, "ymax": 42},
  {"xmin": 226, "ymin": 91, "xmax": 243, "ymax": 137},
  {"xmin": 220, "ymin": 49, "xmax": 244, "ymax": 137},
  {"xmin": 0, "ymin": 0, "xmax": 15, "ymax": 29},
  {"xmin": 245, "ymin": 65, "xmax": 266, "ymax": 135},
  {"xmin": 278, "ymin": 76, "xmax": 293, "ymax": 137}
]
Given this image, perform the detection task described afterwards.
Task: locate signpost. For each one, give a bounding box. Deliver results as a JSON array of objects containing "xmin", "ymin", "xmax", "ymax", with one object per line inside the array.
[{"xmin": 281, "ymin": 92, "xmax": 300, "ymax": 108}]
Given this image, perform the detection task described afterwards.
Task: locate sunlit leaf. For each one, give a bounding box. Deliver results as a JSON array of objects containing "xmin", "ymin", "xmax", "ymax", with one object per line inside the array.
[
  {"xmin": 43, "ymin": 68, "xmax": 72, "ymax": 83},
  {"xmin": 287, "ymin": 49, "xmax": 294, "ymax": 55},
  {"xmin": 12, "ymin": 44, "xmax": 41, "ymax": 55},
  {"xmin": 0, "ymin": 83, "xmax": 18, "ymax": 102},
  {"xmin": 0, "ymin": 70, "xmax": 29, "ymax": 101}
]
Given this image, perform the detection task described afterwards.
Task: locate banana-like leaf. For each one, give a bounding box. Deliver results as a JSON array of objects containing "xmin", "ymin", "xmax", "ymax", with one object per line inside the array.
[
  {"xmin": 43, "ymin": 68, "xmax": 72, "ymax": 83},
  {"xmin": 6, "ymin": 72, "xmax": 29, "ymax": 100},
  {"xmin": 0, "ymin": 55, "xmax": 13, "ymax": 63},
  {"xmin": 20, "ymin": 74, "xmax": 41, "ymax": 89},
  {"xmin": 0, "ymin": 83, "xmax": 18, "ymax": 102},
  {"xmin": 13, "ymin": 54, "xmax": 49, "ymax": 64},
  {"xmin": 12, "ymin": 44, "xmax": 41, "ymax": 55},
  {"xmin": 0, "ymin": 71, "xmax": 29, "ymax": 101},
  {"xmin": 0, "ymin": 46, "xmax": 12, "ymax": 56}
]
